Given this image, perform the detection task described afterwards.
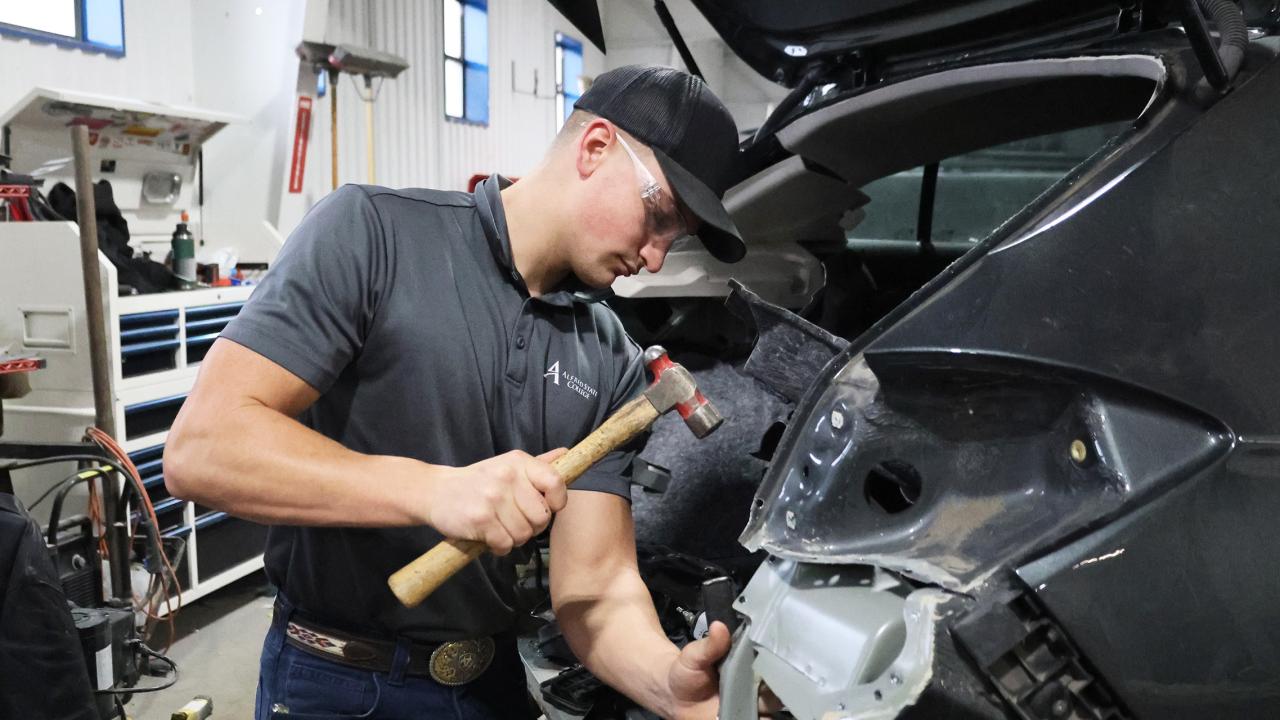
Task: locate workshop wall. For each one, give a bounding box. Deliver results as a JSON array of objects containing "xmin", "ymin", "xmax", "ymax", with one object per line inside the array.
[
  {"xmin": 0, "ymin": 0, "xmax": 303, "ymax": 264},
  {"xmin": 1, "ymin": 0, "xmax": 603, "ymax": 244},
  {"xmin": 277, "ymin": 0, "xmax": 605, "ymax": 233},
  {"xmin": 189, "ymin": 0, "xmax": 309, "ymax": 264},
  {"xmin": 197, "ymin": 0, "xmax": 603, "ymax": 254},
  {"xmin": 600, "ymin": 0, "xmax": 785, "ymax": 136},
  {"xmin": 0, "ymin": 0, "xmax": 770, "ymax": 248},
  {"xmin": 0, "ymin": 0, "xmax": 196, "ymax": 111}
]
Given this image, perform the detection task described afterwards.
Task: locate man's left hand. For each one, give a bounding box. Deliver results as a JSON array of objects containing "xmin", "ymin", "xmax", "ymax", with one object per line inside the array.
[{"xmin": 666, "ymin": 620, "xmax": 732, "ymax": 719}]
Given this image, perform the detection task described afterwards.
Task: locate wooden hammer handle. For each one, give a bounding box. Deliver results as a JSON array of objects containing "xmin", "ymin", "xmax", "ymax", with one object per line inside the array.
[{"xmin": 388, "ymin": 394, "xmax": 660, "ymax": 608}]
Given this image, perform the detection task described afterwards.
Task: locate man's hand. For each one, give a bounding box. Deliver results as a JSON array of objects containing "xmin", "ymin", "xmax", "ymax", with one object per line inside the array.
[
  {"xmin": 425, "ymin": 448, "xmax": 568, "ymax": 555},
  {"xmin": 666, "ymin": 620, "xmax": 732, "ymax": 719}
]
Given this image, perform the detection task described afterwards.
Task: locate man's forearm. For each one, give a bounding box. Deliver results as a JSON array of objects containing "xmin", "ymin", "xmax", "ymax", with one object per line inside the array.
[
  {"xmin": 166, "ymin": 399, "xmax": 434, "ymax": 527},
  {"xmin": 555, "ymin": 570, "xmax": 683, "ymax": 718},
  {"xmin": 165, "ymin": 338, "xmax": 566, "ymax": 544}
]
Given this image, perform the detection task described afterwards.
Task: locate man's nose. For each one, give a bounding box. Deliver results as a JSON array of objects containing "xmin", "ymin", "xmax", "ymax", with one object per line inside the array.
[{"xmin": 639, "ymin": 243, "xmax": 667, "ymax": 274}]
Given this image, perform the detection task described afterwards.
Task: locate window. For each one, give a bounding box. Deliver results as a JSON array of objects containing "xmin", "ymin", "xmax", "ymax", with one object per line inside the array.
[
  {"xmin": 848, "ymin": 122, "xmax": 1128, "ymax": 252},
  {"xmin": 555, "ymin": 32, "xmax": 584, "ymax": 128},
  {"xmin": 0, "ymin": 0, "xmax": 124, "ymax": 56},
  {"xmin": 442, "ymin": 0, "xmax": 488, "ymax": 124}
]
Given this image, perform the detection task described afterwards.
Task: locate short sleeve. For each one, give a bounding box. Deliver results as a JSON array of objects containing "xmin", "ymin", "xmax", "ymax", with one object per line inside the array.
[
  {"xmin": 569, "ymin": 332, "xmax": 648, "ymax": 501},
  {"xmin": 221, "ymin": 185, "xmax": 387, "ymax": 394}
]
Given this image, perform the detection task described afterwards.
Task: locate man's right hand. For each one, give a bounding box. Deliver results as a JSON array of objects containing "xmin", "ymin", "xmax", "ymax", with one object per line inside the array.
[{"xmin": 424, "ymin": 448, "xmax": 569, "ymax": 555}]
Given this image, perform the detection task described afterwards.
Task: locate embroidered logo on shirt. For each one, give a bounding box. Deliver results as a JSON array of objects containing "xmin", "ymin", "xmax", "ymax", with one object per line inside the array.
[{"xmin": 544, "ymin": 360, "xmax": 598, "ymax": 400}]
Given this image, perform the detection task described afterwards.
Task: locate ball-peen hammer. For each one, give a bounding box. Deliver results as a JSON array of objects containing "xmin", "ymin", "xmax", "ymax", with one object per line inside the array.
[{"xmin": 387, "ymin": 345, "xmax": 723, "ymax": 608}]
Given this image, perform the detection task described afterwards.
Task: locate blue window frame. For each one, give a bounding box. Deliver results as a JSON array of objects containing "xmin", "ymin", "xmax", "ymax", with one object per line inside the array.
[
  {"xmin": 443, "ymin": 0, "xmax": 488, "ymax": 125},
  {"xmin": 0, "ymin": 0, "xmax": 124, "ymax": 57},
  {"xmin": 555, "ymin": 33, "xmax": 584, "ymax": 128}
]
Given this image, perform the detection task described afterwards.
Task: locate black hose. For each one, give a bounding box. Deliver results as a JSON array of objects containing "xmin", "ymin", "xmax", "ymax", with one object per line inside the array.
[
  {"xmin": 96, "ymin": 641, "xmax": 178, "ymax": 695},
  {"xmin": 27, "ymin": 467, "xmax": 100, "ymax": 510},
  {"xmin": 46, "ymin": 467, "xmax": 114, "ymax": 547},
  {"xmin": 751, "ymin": 66, "xmax": 825, "ymax": 147},
  {"xmin": 1202, "ymin": 0, "xmax": 1248, "ymax": 81},
  {"xmin": 116, "ymin": 465, "xmax": 167, "ymax": 570},
  {"xmin": 2, "ymin": 454, "xmax": 117, "ymax": 471},
  {"xmin": 1183, "ymin": 0, "xmax": 1248, "ymax": 91}
]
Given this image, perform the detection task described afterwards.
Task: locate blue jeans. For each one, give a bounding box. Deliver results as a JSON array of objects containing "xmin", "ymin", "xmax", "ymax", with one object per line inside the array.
[{"xmin": 255, "ymin": 596, "xmax": 534, "ymax": 720}]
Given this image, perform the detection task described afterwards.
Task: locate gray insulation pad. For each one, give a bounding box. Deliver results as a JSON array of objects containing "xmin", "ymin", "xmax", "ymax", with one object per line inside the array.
[{"xmin": 631, "ymin": 354, "xmax": 791, "ymax": 567}]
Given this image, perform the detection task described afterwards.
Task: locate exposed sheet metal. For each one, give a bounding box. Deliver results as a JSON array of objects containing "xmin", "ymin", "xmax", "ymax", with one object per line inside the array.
[{"xmin": 740, "ymin": 353, "xmax": 1231, "ymax": 592}]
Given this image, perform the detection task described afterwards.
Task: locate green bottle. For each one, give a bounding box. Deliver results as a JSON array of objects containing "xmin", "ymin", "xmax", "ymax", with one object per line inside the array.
[{"xmin": 172, "ymin": 211, "xmax": 196, "ymax": 290}]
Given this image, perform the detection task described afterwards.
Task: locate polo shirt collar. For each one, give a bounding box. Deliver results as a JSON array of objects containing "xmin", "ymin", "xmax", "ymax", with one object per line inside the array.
[{"xmin": 473, "ymin": 174, "xmax": 612, "ymax": 307}]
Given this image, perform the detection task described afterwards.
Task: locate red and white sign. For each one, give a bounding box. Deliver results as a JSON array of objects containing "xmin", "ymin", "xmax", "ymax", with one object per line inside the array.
[{"xmin": 288, "ymin": 96, "xmax": 314, "ymax": 193}]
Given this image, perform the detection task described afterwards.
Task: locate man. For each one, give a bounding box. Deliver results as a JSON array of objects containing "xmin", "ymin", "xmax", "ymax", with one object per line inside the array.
[{"xmin": 165, "ymin": 64, "xmax": 746, "ymax": 719}]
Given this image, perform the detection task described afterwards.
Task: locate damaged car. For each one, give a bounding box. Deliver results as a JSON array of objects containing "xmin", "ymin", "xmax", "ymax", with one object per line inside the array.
[{"xmin": 525, "ymin": 2, "xmax": 1280, "ymax": 719}]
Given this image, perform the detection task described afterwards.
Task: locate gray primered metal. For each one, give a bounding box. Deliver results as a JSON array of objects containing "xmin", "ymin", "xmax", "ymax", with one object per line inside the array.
[{"xmin": 720, "ymin": 559, "xmax": 955, "ymax": 720}]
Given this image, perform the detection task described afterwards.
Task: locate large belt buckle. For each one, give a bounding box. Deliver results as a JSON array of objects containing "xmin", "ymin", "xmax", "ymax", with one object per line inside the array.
[{"xmin": 428, "ymin": 637, "xmax": 495, "ymax": 686}]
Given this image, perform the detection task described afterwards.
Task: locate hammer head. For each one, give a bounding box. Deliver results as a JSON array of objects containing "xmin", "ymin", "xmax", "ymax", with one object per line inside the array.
[{"xmin": 641, "ymin": 345, "xmax": 724, "ymax": 438}]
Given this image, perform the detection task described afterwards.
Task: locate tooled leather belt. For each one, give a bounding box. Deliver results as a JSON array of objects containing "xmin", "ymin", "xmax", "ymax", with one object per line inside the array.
[{"xmin": 284, "ymin": 614, "xmax": 496, "ymax": 686}]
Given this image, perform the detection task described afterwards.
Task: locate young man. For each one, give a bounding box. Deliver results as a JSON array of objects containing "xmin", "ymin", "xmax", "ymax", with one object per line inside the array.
[{"xmin": 165, "ymin": 64, "xmax": 746, "ymax": 719}]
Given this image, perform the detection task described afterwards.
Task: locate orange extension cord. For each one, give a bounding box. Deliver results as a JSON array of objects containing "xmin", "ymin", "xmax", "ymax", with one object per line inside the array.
[{"xmin": 86, "ymin": 426, "xmax": 183, "ymax": 648}]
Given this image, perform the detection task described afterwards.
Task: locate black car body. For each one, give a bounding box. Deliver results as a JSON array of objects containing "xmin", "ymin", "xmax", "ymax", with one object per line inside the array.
[{"xmin": 538, "ymin": 3, "xmax": 1280, "ymax": 719}]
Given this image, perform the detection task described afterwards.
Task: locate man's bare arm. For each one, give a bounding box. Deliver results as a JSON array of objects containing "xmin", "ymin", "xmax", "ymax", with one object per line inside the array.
[
  {"xmin": 551, "ymin": 491, "xmax": 729, "ymax": 719},
  {"xmin": 165, "ymin": 338, "xmax": 567, "ymax": 552}
]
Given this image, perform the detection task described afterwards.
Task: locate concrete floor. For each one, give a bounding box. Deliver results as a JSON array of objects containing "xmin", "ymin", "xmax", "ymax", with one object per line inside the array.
[{"xmin": 125, "ymin": 571, "xmax": 273, "ymax": 720}]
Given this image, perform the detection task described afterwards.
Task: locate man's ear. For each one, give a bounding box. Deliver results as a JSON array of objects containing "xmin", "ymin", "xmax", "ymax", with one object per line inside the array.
[{"xmin": 575, "ymin": 119, "xmax": 615, "ymax": 179}]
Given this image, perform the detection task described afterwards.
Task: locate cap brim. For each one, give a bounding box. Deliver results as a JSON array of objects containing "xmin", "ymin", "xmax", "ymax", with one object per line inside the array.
[{"xmin": 653, "ymin": 149, "xmax": 746, "ymax": 264}]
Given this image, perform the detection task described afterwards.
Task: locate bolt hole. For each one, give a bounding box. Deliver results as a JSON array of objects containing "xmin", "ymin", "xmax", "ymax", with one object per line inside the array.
[
  {"xmin": 864, "ymin": 460, "xmax": 922, "ymax": 514},
  {"xmin": 801, "ymin": 463, "xmax": 810, "ymax": 478},
  {"xmin": 874, "ymin": 689, "xmax": 883, "ymax": 701},
  {"xmin": 753, "ymin": 497, "xmax": 764, "ymax": 509}
]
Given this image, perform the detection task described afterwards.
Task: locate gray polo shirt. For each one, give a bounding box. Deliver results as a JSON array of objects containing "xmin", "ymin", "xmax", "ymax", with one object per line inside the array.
[{"xmin": 220, "ymin": 176, "xmax": 646, "ymax": 640}]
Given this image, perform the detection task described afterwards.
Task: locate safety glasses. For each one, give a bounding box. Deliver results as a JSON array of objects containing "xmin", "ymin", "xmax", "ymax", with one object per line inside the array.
[{"xmin": 616, "ymin": 133, "xmax": 690, "ymax": 246}]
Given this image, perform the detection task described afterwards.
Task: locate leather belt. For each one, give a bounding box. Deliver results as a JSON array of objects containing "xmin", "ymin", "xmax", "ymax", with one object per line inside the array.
[{"xmin": 283, "ymin": 615, "xmax": 495, "ymax": 686}]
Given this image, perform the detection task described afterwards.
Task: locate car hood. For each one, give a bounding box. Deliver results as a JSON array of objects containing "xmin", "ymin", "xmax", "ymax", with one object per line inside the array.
[
  {"xmin": 686, "ymin": 0, "xmax": 1150, "ymax": 88},
  {"xmin": 565, "ymin": 1, "xmax": 1279, "ymax": 92}
]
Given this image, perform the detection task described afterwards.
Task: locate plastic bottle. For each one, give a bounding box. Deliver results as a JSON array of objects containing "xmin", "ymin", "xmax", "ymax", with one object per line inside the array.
[{"xmin": 172, "ymin": 211, "xmax": 196, "ymax": 290}]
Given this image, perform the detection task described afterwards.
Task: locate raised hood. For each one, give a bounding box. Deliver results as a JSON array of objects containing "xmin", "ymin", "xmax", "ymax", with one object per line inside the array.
[{"xmin": 686, "ymin": 0, "xmax": 1152, "ymax": 87}]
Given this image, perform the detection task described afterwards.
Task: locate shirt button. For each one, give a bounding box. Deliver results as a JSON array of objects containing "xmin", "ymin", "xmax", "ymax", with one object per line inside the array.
[{"xmin": 515, "ymin": 336, "xmax": 526, "ymax": 349}]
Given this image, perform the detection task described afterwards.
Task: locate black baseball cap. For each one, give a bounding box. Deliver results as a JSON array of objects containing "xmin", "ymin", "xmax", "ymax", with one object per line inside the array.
[{"xmin": 575, "ymin": 65, "xmax": 746, "ymax": 264}]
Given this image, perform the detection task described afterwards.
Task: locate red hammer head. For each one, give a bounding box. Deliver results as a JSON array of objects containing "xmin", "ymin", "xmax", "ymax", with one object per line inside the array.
[{"xmin": 642, "ymin": 345, "xmax": 724, "ymax": 439}]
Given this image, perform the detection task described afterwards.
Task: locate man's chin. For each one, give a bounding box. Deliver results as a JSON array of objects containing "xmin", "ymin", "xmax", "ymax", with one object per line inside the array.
[
  {"xmin": 574, "ymin": 269, "xmax": 617, "ymax": 290},
  {"xmin": 590, "ymin": 275, "xmax": 617, "ymax": 289}
]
